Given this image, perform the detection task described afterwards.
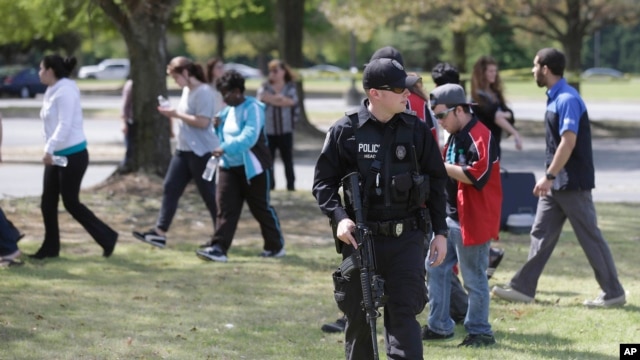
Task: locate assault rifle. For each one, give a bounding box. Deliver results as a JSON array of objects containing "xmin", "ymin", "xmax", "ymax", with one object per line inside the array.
[{"xmin": 340, "ymin": 172, "xmax": 386, "ymax": 360}]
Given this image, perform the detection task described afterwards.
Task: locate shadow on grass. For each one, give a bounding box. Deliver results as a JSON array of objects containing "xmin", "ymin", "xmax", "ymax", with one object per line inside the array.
[{"xmin": 496, "ymin": 331, "xmax": 618, "ymax": 360}]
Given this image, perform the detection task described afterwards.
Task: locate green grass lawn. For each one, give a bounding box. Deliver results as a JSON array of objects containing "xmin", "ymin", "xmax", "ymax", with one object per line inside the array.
[{"xmin": 1, "ymin": 185, "xmax": 638, "ymax": 359}]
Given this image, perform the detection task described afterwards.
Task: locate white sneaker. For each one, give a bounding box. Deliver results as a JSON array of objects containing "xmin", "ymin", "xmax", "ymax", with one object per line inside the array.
[
  {"xmin": 260, "ymin": 248, "xmax": 286, "ymax": 258},
  {"xmin": 583, "ymin": 293, "xmax": 626, "ymax": 308},
  {"xmin": 492, "ymin": 285, "xmax": 534, "ymax": 303},
  {"xmin": 196, "ymin": 246, "xmax": 228, "ymax": 263},
  {"xmin": 132, "ymin": 230, "xmax": 166, "ymax": 248}
]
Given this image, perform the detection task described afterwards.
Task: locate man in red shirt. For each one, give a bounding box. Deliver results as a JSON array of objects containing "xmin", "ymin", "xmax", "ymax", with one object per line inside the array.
[{"xmin": 423, "ymin": 83, "xmax": 501, "ymax": 347}]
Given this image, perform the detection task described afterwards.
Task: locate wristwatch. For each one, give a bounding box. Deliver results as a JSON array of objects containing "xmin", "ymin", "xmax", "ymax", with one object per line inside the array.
[
  {"xmin": 545, "ymin": 172, "xmax": 556, "ymax": 180},
  {"xmin": 435, "ymin": 229, "xmax": 449, "ymax": 238}
]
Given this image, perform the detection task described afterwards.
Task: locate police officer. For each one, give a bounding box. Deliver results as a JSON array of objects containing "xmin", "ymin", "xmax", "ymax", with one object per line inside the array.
[{"xmin": 313, "ymin": 57, "xmax": 449, "ymax": 359}]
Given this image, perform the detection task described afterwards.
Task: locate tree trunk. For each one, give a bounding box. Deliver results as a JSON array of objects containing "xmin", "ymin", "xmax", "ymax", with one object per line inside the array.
[
  {"xmin": 275, "ymin": 0, "xmax": 322, "ymax": 136},
  {"xmin": 452, "ymin": 31, "xmax": 467, "ymax": 91},
  {"xmin": 563, "ymin": 0, "xmax": 583, "ymax": 93},
  {"xmin": 276, "ymin": 0, "xmax": 304, "ymax": 67},
  {"xmin": 94, "ymin": 0, "xmax": 179, "ymax": 176},
  {"xmin": 215, "ymin": 19, "xmax": 225, "ymax": 59}
]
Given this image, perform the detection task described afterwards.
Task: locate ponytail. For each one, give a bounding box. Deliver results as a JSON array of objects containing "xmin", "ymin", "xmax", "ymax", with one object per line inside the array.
[{"xmin": 42, "ymin": 54, "xmax": 77, "ymax": 79}]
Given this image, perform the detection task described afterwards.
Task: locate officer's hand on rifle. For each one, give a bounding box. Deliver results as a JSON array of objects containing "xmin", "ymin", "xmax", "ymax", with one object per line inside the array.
[
  {"xmin": 428, "ymin": 234, "xmax": 447, "ymax": 267},
  {"xmin": 336, "ymin": 218, "xmax": 358, "ymax": 249}
]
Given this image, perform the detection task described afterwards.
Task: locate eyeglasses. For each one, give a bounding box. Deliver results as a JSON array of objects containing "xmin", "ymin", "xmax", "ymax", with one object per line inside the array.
[
  {"xmin": 434, "ymin": 107, "xmax": 456, "ymax": 120},
  {"xmin": 375, "ymin": 86, "xmax": 406, "ymax": 94}
]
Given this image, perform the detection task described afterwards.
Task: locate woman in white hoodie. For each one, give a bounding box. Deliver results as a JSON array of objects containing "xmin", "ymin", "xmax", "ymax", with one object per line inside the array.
[{"xmin": 31, "ymin": 55, "xmax": 118, "ymax": 259}]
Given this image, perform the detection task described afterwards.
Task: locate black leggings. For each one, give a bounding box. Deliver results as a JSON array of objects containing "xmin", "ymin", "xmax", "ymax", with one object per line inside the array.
[{"xmin": 38, "ymin": 149, "xmax": 117, "ymax": 254}]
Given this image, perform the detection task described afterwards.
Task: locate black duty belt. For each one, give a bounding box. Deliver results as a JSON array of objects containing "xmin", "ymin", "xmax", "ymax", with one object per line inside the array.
[{"xmin": 366, "ymin": 217, "xmax": 418, "ymax": 238}]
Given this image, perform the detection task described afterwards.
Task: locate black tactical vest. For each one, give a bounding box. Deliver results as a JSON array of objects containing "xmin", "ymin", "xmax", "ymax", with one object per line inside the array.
[{"xmin": 349, "ymin": 111, "xmax": 424, "ymax": 221}]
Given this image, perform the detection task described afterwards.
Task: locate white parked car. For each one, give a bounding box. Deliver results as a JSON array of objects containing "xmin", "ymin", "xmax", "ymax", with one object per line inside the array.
[
  {"xmin": 223, "ymin": 63, "xmax": 263, "ymax": 79},
  {"xmin": 78, "ymin": 58, "xmax": 130, "ymax": 80},
  {"xmin": 300, "ymin": 64, "xmax": 348, "ymax": 79}
]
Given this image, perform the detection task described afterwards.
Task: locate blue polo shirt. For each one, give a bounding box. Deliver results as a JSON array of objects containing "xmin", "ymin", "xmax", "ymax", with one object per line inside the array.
[{"xmin": 544, "ymin": 78, "xmax": 595, "ymax": 190}]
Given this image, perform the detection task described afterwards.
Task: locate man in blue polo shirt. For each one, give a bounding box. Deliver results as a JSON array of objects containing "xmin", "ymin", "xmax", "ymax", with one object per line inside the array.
[{"xmin": 492, "ymin": 48, "xmax": 626, "ymax": 307}]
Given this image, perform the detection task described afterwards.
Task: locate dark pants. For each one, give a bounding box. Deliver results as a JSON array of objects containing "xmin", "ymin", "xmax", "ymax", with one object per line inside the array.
[
  {"xmin": 211, "ymin": 166, "xmax": 284, "ymax": 254},
  {"xmin": 39, "ymin": 149, "xmax": 117, "ymax": 254},
  {"xmin": 335, "ymin": 229, "xmax": 426, "ymax": 360},
  {"xmin": 509, "ymin": 190, "xmax": 625, "ymax": 299},
  {"xmin": 157, "ymin": 150, "xmax": 217, "ymax": 233},
  {"xmin": 122, "ymin": 121, "xmax": 135, "ymax": 166},
  {"xmin": 0, "ymin": 207, "xmax": 21, "ymax": 256},
  {"xmin": 267, "ymin": 133, "xmax": 295, "ymax": 190}
]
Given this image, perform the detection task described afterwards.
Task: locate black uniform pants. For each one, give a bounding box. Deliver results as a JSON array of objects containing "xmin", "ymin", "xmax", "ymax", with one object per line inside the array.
[
  {"xmin": 335, "ymin": 228, "xmax": 426, "ymax": 360},
  {"xmin": 212, "ymin": 166, "xmax": 284, "ymax": 254},
  {"xmin": 39, "ymin": 149, "xmax": 117, "ymax": 254}
]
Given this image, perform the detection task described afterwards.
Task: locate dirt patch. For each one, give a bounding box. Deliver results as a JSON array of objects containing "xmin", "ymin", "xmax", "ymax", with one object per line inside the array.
[{"xmin": 3, "ymin": 171, "xmax": 333, "ymax": 254}]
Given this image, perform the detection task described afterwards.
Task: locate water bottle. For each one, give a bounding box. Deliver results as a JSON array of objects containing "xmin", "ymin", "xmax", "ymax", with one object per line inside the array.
[
  {"xmin": 157, "ymin": 95, "xmax": 171, "ymax": 109},
  {"xmin": 202, "ymin": 156, "xmax": 218, "ymax": 181},
  {"xmin": 52, "ymin": 155, "xmax": 68, "ymax": 167},
  {"xmin": 457, "ymin": 149, "xmax": 466, "ymax": 165}
]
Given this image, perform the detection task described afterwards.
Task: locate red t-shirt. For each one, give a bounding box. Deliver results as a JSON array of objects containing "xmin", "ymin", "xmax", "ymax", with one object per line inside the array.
[
  {"xmin": 407, "ymin": 94, "xmax": 438, "ymax": 146},
  {"xmin": 443, "ymin": 118, "xmax": 502, "ymax": 245}
]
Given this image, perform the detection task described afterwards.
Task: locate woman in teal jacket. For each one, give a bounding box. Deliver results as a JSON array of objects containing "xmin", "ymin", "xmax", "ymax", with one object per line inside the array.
[{"xmin": 196, "ymin": 70, "xmax": 285, "ymax": 263}]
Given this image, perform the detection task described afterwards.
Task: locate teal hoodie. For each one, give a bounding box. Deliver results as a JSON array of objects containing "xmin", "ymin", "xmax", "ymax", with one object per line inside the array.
[{"xmin": 216, "ymin": 96, "xmax": 272, "ymax": 181}]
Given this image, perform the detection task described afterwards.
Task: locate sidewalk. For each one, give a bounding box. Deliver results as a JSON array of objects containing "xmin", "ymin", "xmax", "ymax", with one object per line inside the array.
[
  {"xmin": 2, "ymin": 93, "xmax": 639, "ymax": 202},
  {"xmin": 3, "ymin": 130, "xmax": 639, "ymax": 203}
]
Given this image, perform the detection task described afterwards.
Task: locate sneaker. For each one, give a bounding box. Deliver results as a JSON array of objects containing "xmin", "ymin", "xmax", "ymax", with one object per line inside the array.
[
  {"xmin": 492, "ymin": 285, "xmax": 534, "ymax": 304},
  {"xmin": 458, "ymin": 334, "xmax": 496, "ymax": 347},
  {"xmin": 487, "ymin": 247, "xmax": 505, "ymax": 279},
  {"xmin": 196, "ymin": 246, "xmax": 228, "ymax": 263},
  {"xmin": 260, "ymin": 247, "xmax": 286, "ymax": 258},
  {"xmin": 199, "ymin": 238, "xmax": 214, "ymax": 248},
  {"xmin": 1, "ymin": 250, "xmax": 21, "ymax": 262},
  {"xmin": 422, "ymin": 326, "xmax": 454, "ymax": 341},
  {"xmin": 321, "ymin": 316, "xmax": 346, "ymax": 333},
  {"xmin": 0, "ymin": 258, "xmax": 23, "ymax": 268},
  {"xmin": 583, "ymin": 292, "xmax": 626, "ymax": 308},
  {"xmin": 132, "ymin": 229, "xmax": 166, "ymax": 248}
]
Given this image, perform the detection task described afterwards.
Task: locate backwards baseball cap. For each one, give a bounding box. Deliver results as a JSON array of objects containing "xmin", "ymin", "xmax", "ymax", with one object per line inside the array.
[
  {"xmin": 363, "ymin": 58, "xmax": 419, "ymax": 90},
  {"xmin": 429, "ymin": 83, "xmax": 473, "ymax": 107}
]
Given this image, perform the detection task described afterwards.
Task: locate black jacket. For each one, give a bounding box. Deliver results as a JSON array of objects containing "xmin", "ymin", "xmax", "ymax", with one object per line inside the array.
[{"xmin": 312, "ymin": 99, "xmax": 448, "ymax": 236}]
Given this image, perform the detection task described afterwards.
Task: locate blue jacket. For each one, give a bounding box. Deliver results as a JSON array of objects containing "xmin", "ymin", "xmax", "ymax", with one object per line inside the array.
[{"xmin": 216, "ymin": 96, "xmax": 272, "ymax": 180}]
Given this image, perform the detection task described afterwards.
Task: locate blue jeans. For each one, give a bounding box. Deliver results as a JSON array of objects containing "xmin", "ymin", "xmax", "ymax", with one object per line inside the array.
[
  {"xmin": 426, "ymin": 217, "xmax": 492, "ymax": 336},
  {"xmin": 0, "ymin": 206, "xmax": 20, "ymax": 256}
]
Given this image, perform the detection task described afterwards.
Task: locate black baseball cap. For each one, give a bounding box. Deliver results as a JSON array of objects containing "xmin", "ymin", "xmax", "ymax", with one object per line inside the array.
[
  {"xmin": 369, "ymin": 46, "xmax": 405, "ymax": 66},
  {"xmin": 363, "ymin": 58, "xmax": 419, "ymax": 90}
]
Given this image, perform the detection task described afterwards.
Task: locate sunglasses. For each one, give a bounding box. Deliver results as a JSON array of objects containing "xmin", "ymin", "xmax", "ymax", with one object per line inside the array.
[
  {"xmin": 434, "ymin": 107, "xmax": 456, "ymax": 120},
  {"xmin": 375, "ymin": 86, "xmax": 406, "ymax": 94}
]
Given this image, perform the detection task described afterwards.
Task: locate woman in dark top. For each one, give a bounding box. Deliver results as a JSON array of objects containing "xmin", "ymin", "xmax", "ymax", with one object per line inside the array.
[{"xmin": 471, "ymin": 56, "xmax": 522, "ymax": 157}]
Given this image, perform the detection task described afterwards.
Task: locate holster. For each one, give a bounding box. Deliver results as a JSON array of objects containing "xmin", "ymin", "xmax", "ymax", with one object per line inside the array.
[{"xmin": 417, "ymin": 208, "xmax": 432, "ymax": 235}]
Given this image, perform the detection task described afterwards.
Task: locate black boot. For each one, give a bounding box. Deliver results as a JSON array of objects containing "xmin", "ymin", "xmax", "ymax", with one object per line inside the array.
[{"xmin": 321, "ymin": 316, "xmax": 346, "ymax": 333}]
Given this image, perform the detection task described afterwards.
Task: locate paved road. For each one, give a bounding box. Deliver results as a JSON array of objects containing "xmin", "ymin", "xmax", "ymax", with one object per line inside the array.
[
  {"xmin": 1, "ymin": 96, "xmax": 639, "ymax": 202},
  {"xmin": 1, "ymin": 95, "xmax": 640, "ymax": 122}
]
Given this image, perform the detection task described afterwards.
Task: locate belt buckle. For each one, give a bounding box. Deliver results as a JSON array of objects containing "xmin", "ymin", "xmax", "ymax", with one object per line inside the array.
[{"xmin": 393, "ymin": 222, "xmax": 404, "ymax": 237}]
